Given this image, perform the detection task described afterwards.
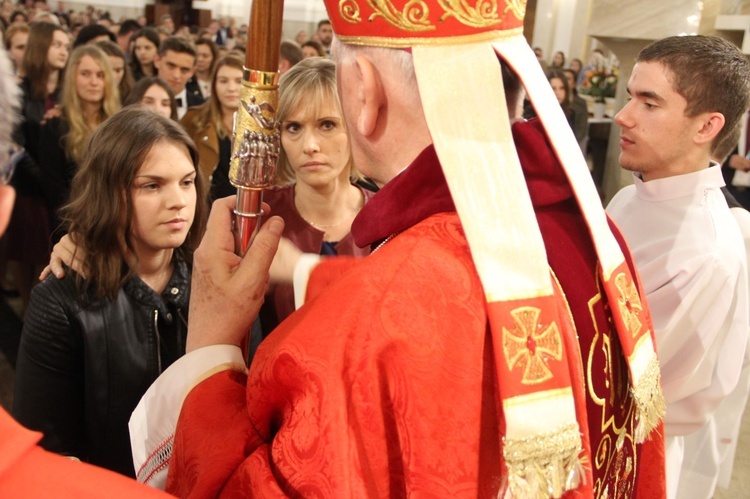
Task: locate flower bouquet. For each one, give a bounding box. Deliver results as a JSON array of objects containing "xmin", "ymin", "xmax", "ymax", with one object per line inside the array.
[{"xmin": 580, "ymin": 66, "xmax": 618, "ymax": 103}]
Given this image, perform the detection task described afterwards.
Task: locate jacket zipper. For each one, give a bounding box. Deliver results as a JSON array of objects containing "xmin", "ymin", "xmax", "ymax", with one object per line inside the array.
[{"xmin": 153, "ymin": 309, "xmax": 162, "ymax": 374}]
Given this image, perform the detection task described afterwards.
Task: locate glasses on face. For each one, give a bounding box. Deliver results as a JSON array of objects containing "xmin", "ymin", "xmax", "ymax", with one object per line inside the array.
[{"xmin": 1, "ymin": 146, "xmax": 25, "ymax": 185}]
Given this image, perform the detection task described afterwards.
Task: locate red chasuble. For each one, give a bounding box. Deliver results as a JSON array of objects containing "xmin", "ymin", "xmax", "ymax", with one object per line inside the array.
[
  {"xmin": 166, "ymin": 119, "xmax": 665, "ymax": 498},
  {"xmin": 0, "ymin": 408, "xmax": 170, "ymax": 498}
]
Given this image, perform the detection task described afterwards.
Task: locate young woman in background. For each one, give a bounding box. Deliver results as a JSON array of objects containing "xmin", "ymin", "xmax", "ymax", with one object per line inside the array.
[
  {"xmin": 124, "ymin": 76, "xmax": 177, "ymax": 120},
  {"xmin": 181, "ymin": 54, "xmax": 243, "ymax": 193},
  {"xmin": 4, "ymin": 21, "xmax": 70, "ymax": 313},
  {"xmin": 37, "ymin": 44, "xmax": 120, "ymax": 240},
  {"xmin": 96, "ymin": 39, "xmax": 134, "ymax": 103},
  {"xmin": 129, "ymin": 27, "xmax": 159, "ymax": 81}
]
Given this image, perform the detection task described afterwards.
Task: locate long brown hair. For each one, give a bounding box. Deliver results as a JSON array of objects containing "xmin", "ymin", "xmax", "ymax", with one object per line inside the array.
[
  {"xmin": 181, "ymin": 54, "xmax": 242, "ymax": 140},
  {"xmin": 22, "ymin": 22, "xmax": 68, "ymax": 101},
  {"xmin": 96, "ymin": 39, "xmax": 135, "ymax": 102},
  {"xmin": 62, "ymin": 107, "xmax": 207, "ymax": 300},
  {"xmin": 124, "ymin": 76, "xmax": 178, "ymax": 121}
]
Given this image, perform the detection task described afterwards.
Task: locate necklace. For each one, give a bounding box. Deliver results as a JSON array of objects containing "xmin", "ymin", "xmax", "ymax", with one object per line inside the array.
[
  {"xmin": 299, "ymin": 215, "xmax": 347, "ymax": 229},
  {"xmin": 296, "ymin": 188, "xmax": 365, "ymax": 229}
]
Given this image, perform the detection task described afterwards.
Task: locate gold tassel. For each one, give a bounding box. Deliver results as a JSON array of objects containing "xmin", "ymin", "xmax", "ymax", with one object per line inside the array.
[
  {"xmin": 632, "ymin": 355, "xmax": 666, "ymax": 443},
  {"xmin": 502, "ymin": 423, "xmax": 584, "ymax": 498}
]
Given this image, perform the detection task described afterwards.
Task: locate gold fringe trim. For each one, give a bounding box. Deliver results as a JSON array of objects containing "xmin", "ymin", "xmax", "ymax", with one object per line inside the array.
[
  {"xmin": 502, "ymin": 423, "xmax": 584, "ymax": 498},
  {"xmin": 632, "ymin": 355, "xmax": 666, "ymax": 443}
]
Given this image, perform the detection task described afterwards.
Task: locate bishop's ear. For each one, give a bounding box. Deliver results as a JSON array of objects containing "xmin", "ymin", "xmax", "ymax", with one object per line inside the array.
[{"xmin": 353, "ymin": 54, "xmax": 385, "ymax": 137}]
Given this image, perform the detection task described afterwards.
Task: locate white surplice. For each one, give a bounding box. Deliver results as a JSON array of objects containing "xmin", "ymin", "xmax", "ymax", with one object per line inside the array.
[{"xmin": 607, "ymin": 165, "xmax": 749, "ymax": 499}]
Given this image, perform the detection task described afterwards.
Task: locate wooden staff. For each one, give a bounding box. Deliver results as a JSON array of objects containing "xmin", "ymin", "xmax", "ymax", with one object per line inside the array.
[{"xmin": 229, "ymin": 0, "xmax": 285, "ymax": 256}]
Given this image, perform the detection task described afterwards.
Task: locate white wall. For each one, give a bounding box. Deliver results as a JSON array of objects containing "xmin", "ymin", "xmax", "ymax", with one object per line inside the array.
[{"xmin": 532, "ymin": 0, "xmax": 592, "ymax": 67}]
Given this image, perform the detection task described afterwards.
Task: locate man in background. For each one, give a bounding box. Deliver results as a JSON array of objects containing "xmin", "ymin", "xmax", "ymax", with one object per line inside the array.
[
  {"xmin": 279, "ymin": 40, "xmax": 303, "ymax": 75},
  {"xmin": 154, "ymin": 36, "xmax": 203, "ymax": 119},
  {"xmin": 315, "ymin": 18, "xmax": 333, "ymax": 55},
  {"xmin": 115, "ymin": 19, "xmax": 141, "ymax": 59}
]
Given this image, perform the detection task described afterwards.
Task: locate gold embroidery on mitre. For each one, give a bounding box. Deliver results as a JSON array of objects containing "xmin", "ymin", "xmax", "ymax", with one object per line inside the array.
[
  {"xmin": 339, "ymin": 0, "xmax": 362, "ymax": 23},
  {"xmin": 614, "ymin": 273, "xmax": 643, "ymax": 339},
  {"xmin": 366, "ymin": 0, "xmax": 434, "ymax": 31},
  {"xmin": 504, "ymin": 0, "xmax": 526, "ymax": 20},
  {"xmin": 338, "ymin": 0, "xmax": 525, "ymax": 30},
  {"xmin": 438, "ymin": 0, "xmax": 526, "ymax": 27},
  {"xmin": 438, "ymin": 0, "xmax": 502, "ymax": 28},
  {"xmin": 503, "ymin": 306, "xmax": 563, "ymax": 385}
]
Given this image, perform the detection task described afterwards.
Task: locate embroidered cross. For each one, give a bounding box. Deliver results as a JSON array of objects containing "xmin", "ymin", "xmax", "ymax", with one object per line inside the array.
[
  {"xmin": 503, "ymin": 306, "xmax": 562, "ymax": 385},
  {"xmin": 614, "ymin": 273, "xmax": 643, "ymax": 339}
]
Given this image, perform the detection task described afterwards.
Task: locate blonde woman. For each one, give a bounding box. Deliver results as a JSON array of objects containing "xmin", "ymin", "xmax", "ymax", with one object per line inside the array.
[
  {"xmin": 37, "ymin": 44, "xmax": 120, "ymax": 240},
  {"xmin": 257, "ymin": 57, "xmax": 373, "ymax": 333}
]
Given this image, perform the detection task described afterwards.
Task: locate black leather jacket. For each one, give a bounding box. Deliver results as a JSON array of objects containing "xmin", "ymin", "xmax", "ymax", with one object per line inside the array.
[{"xmin": 13, "ymin": 261, "xmax": 190, "ymax": 477}]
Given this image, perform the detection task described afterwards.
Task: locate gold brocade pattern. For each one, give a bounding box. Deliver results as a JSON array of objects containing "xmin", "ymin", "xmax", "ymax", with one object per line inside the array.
[
  {"xmin": 503, "ymin": 0, "xmax": 526, "ymax": 20},
  {"xmin": 502, "ymin": 307, "xmax": 562, "ymax": 385},
  {"xmin": 339, "ymin": 0, "xmax": 362, "ymax": 22},
  {"xmin": 439, "ymin": 0, "xmax": 526, "ymax": 27},
  {"xmin": 337, "ymin": 0, "xmax": 523, "ymax": 30},
  {"xmin": 366, "ymin": 0, "xmax": 433, "ymax": 31},
  {"xmin": 587, "ymin": 272, "xmax": 638, "ymax": 498},
  {"xmin": 614, "ymin": 272, "xmax": 644, "ymax": 339}
]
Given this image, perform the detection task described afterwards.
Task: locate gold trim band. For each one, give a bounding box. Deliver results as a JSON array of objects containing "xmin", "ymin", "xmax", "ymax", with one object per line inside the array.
[
  {"xmin": 242, "ymin": 67, "xmax": 279, "ymax": 89},
  {"xmin": 336, "ymin": 27, "xmax": 523, "ymax": 48}
]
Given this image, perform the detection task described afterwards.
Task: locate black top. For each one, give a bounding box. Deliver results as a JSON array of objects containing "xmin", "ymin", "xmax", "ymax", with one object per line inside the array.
[{"xmin": 13, "ymin": 261, "xmax": 191, "ymax": 477}]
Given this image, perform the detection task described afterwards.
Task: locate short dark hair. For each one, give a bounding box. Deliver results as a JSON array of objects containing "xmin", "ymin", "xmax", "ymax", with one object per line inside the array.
[
  {"xmin": 158, "ymin": 36, "xmax": 196, "ymax": 59},
  {"xmin": 280, "ymin": 40, "xmax": 303, "ymax": 66},
  {"xmin": 74, "ymin": 23, "xmax": 116, "ymax": 48},
  {"xmin": 118, "ymin": 19, "xmax": 141, "ymax": 38},
  {"xmin": 637, "ymin": 35, "xmax": 750, "ymax": 151},
  {"xmin": 317, "ymin": 19, "xmax": 331, "ymax": 30}
]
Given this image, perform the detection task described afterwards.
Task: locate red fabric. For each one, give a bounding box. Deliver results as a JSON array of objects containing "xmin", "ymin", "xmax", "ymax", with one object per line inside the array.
[
  {"xmin": 166, "ymin": 119, "xmax": 665, "ymax": 497},
  {"xmin": 0, "ymin": 408, "xmax": 170, "ymax": 498},
  {"xmin": 323, "ymin": 0, "xmax": 524, "ymax": 45}
]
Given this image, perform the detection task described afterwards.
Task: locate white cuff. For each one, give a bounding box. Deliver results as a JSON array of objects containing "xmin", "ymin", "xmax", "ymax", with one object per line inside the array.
[
  {"xmin": 128, "ymin": 344, "xmax": 245, "ymax": 489},
  {"xmin": 293, "ymin": 253, "xmax": 321, "ymax": 310}
]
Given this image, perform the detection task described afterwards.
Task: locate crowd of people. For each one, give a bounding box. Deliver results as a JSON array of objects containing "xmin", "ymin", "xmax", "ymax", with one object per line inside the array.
[
  {"xmin": 0, "ymin": 0, "xmax": 368, "ymax": 485},
  {"xmin": 0, "ymin": 2, "xmax": 337, "ymax": 316},
  {"xmin": 0, "ymin": 2, "xmax": 749, "ymax": 499}
]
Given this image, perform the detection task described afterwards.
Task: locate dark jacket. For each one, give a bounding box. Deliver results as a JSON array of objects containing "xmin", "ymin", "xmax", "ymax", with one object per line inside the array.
[
  {"xmin": 12, "ymin": 261, "xmax": 191, "ymax": 477},
  {"xmin": 11, "ymin": 78, "xmax": 59, "ymax": 197}
]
